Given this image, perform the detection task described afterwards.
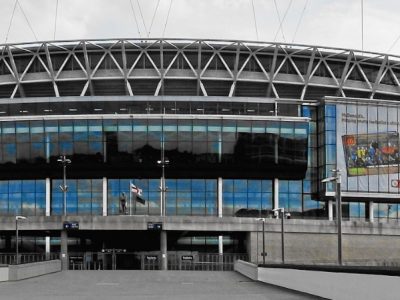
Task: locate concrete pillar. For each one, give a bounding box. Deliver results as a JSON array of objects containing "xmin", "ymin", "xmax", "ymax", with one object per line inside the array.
[
  {"xmin": 328, "ymin": 200, "xmax": 333, "ymax": 221},
  {"xmin": 273, "ymin": 179, "xmax": 279, "ymax": 210},
  {"xmin": 46, "ymin": 178, "xmax": 51, "ymax": 217},
  {"xmin": 369, "ymin": 201, "xmax": 374, "ymax": 223},
  {"xmin": 218, "ymin": 177, "xmax": 223, "ymax": 257},
  {"xmin": 218, "ymin": 235, "xmax": 223, "ymax": 270},
  {"xmin": 218, "ymin": 236, "xmax": 223, "ymax": 254},
  {"xmin": 45, "ymin": 236, "xmax": 50, "ymax": 260},
  {"xmin": 102, "ymin": 177, "xmax": 107, "ymax": 216},
  {"xmin": 217, "ymin": 177, "xmax": 224, "ymax": 268},
  {"xmin": 218, "ymin": 177, "xmax": 223, "ymax": 217},
  {"xmin": 60, "ymin": 230, "xmax": 68, "ymax": 270},
  {"xmin": 245, "ymin": 231, "xmax": 259, "ymax": 264},
  {"xmin": 160, "ymin": 230, "xmax": 167, "ymax": 270}
]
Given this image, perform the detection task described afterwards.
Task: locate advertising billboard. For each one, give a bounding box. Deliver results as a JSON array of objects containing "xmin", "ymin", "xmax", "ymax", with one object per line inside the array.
[{"xmin": 336, "ymin": 102, "xmax": 400, "ymax": 194}]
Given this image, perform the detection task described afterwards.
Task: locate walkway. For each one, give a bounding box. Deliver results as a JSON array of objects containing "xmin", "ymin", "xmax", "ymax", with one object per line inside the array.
[{"xmin": 0, "ymin": 270, "xmax": 322, "ymax": 299}]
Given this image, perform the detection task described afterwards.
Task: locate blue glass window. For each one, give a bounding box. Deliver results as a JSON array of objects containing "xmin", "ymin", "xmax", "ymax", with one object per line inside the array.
[
  {"xmin": 51, "ymin": 179, "xmax": 102, "ymax": 216},
  {"xmin": 0, "ymin": 180, "xmax": 45, "ymax": 216},
  {"xmin": 223, "ymin": 179, "xmax": 272, "ymax": 217}
]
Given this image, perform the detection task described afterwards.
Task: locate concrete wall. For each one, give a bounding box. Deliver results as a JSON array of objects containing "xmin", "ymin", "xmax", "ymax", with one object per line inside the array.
[
  {"xmin": 2, "ymin": 215, "xmax": 400, "ymax": 266},
  {"xmin": 0, "ymin": 266, "xmax": 8, "ymax": 282},
  {"xmin": 247, "ymin": 230, "xmax": 400, "ymax": 265},
  {"xmin": 8, "ymin": 260, "xmax": 61, "ymax": 281},
  {"xmin": 235, "ymin": 260, "xmax": 400, "ymax": 300},
  {"xmin": 233, "ymin": 259, "xmax": 258, "ymax": 280},
  {"xmin": 0, "ymin": 216, "xmax": 400, "ymax": 235}
]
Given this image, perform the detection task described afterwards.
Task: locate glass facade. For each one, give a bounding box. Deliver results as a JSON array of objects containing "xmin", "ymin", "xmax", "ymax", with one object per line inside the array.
[
  {"xmin": 0, "ymin": 180, "xmax": 45, "ymax": 216},
  {"xmin": 0, "ymin": 177, "xmax": 321, "ymax": 218},
  {"xmin": 51, "ymin": 179, "xmax": 102, "ymax": 215},
  {"xmin": 223, "ymin": 179, "xmax": 272, "ymax": 217},
  {"xmin": 324, "ymin": 104, "xmax": 337, "ymax": 193},
  {"xmin": 108, "ymin": 179, "xmax": 217, "ymax": 216},
  {"xmin": 0, "ymin": 100, "xmax": 298, "ymax": 118},
  {"xmin": 300, "ymin": 106, "xmax": 325, "ymax": 218},
  {"xmin": 0, "ymin": 100, "xmax": 397, "ymax": 221},
  {"xmin": 0, "ymin": 118, "xmax": 308, "ymax": 179},
  {"xmin": 0, "ymin": 104, "xmax": 316, "ymax": 219},
  {"xmin": 373, "ymin": 203, "xmax": 399, "ymax": 221},
  {"xmin": 349, "ymin": 202, "xmax": 366, "ymax": 220}
]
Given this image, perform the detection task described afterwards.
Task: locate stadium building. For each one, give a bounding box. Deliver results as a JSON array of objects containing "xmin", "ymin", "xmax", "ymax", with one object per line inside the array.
[{"xmin": 1, "ymin": 38, "xmax": 400, "ymax": 270}]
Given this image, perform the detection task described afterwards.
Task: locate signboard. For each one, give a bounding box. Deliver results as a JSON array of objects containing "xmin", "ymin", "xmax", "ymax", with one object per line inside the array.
[
  {"xmin": 101, "ymin": 249, "xmax": 126, "ymax": 253},
  {"xmin": 336, "ymin": 102, "xmax": 400, "ymax": 194},
  {"xmin": 69, "ymin": 255, "xmax": 83, "ymax": 263},
  {"xmin": 147, "ymin": 222, "xmax": 162, "ymax": 231},
  {"xmin": 63, "ymin": 221, "xmax": 79, "ymax": 230},
  {"xmin": 181, "ymin": 255, "xmax": 194, "ymax": 261},
  {"xmin": 146, "ymin": 255, "xmax": 158, "ymax": 261}
]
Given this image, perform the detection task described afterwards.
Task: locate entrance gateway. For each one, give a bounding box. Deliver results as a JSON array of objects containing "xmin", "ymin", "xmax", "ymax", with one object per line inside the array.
[{"xmin": 62, "ymin": 230, "xmax": 248, "ymax": 271}]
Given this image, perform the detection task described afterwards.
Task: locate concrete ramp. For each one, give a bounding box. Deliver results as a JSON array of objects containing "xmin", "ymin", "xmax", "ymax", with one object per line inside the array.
[{"xmin": 235, "ymin": 260, "xmax": 400, "ymax": 300}]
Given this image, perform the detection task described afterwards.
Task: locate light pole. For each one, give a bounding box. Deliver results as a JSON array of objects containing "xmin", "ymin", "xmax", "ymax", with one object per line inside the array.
[
  {"xmin": 57, "ymin": 155, "xmax": 71, "ymax": 216},
  {"xmin": 15, "ymin": 216, "xmax": 27, "ymax": 264},
  {"xmin": 256, "ymin": 218, "xmax": 266, "ymax": 265},
  {"xmin": 322, "ymin": 169, "xmax": 342, "ymax": 265},
  {"xmin": 272, "ymin": 208, "xmax": 290, "ymax": 264},
  {"xmin": 157, "ymin": 157, "xmax": 169, "ymax": 217},
  {"xmin": 157, "ymin": 133, "xmax": 169, "ymax": 270}
]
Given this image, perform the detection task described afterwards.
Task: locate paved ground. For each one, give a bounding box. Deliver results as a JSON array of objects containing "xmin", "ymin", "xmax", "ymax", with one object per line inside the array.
[{"xmin": 0, "ymin": 271, "xmax": 322, "ymax": 300}]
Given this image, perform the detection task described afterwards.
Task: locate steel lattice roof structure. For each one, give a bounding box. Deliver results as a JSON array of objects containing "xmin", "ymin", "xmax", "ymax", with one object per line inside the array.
[{"xmin": 1, "ymin": 38, "xmax": 400, "ymax": 100}]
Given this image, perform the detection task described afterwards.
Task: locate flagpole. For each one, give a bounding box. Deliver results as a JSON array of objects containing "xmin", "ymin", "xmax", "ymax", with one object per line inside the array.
[{"xmin": 129, "ymin": 180, "xmax": 132, "ymax": 216}]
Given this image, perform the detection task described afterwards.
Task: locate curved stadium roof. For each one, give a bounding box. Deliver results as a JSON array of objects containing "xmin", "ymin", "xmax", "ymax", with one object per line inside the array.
[{"xmin": 0, "ymin": 38, "xmax": 400, "ymax": 100}]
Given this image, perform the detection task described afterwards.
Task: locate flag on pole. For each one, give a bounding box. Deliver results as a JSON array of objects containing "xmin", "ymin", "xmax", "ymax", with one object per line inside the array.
[{"xmin": 131, "ymin": 183, "xmax": 145, "ymax": 204}]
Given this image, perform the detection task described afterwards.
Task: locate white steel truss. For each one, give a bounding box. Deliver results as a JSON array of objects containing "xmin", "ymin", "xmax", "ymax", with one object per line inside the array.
[{"xmin": 0, "ymin": 38, "xmax": 400, "ymax": 100}]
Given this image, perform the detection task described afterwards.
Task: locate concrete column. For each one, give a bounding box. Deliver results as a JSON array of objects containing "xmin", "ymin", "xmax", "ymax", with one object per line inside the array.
[
  {"xmin": 328, "ymin": 200, "xmax": 333, "ymax": 221},
  {"xmin": 102, "ymin": 177, "xmax": 107, "ymax": 216},
  {"xmin": 218, "ymin": 177, "xmax": 223, "ymax": 217},
  {"xmin": 273, "ymin": 178, "xmax": 279, "ymax": 210},
  {"xmin": 218, "ymin": 236, "xmax": 223, "ymax": 254},
  {"xmin": 218, "ymin": 235, "xmax": 224, "ymax": 270},
  {"xmin": 60, "ymin": 230, "xmax": 68, "ymax": 270},
  {"xmin": 369, "ymin": 201, "xmax": 374, "ymax": 223},
  {"xmin": 45, "ymin": 236, "xmax": 50, "ymax": 260},
  {"xmin": 160, "ymin": 230, "xmax": 167, "ymax": 270},
  {"xmin": 217, "ymin": 177, "xmax": 223, "ymax": 265},
  {"xmin": 45, "ymin": 178, "xmax": 51, "ymax": 217}
]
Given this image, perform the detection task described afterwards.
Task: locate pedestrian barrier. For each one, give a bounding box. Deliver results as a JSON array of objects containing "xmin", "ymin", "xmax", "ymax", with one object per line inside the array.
[
  {"xmin": 0, "ymin": 253, "xmax": 59, "ymax": 265},
  {"xmin": 66, "ymin": 251, "xmax": 248, "ymax": 271}
]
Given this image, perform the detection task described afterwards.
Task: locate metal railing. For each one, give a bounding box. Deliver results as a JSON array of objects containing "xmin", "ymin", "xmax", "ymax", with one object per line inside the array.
[
  {"xmin": 0, "ymin": 253, "xmax": 60, "ymax": 265},
  {"xmin": 66, "ymin": 252, "xmax": 248, "ymax": 271},
  {"xmin": 167, "ymin": 253, "xmax": 248, "ymax": 271}
]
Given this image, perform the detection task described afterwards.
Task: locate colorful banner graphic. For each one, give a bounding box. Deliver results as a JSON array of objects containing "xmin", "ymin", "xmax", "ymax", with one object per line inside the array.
[{"xmin": 336, "ymin": 102, "xmax": 400, "ymax": 194}]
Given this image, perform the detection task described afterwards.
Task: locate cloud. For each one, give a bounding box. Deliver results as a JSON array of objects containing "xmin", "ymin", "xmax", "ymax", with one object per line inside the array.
[{"xmin": 1, "ymin": 0, "xmax": 400, "ymax": 55}]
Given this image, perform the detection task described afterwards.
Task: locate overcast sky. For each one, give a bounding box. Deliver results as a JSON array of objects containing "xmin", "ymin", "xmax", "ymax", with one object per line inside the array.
[{"xmin": 1, "ymin": 0, "xmax": 400, "ymax": 55}]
